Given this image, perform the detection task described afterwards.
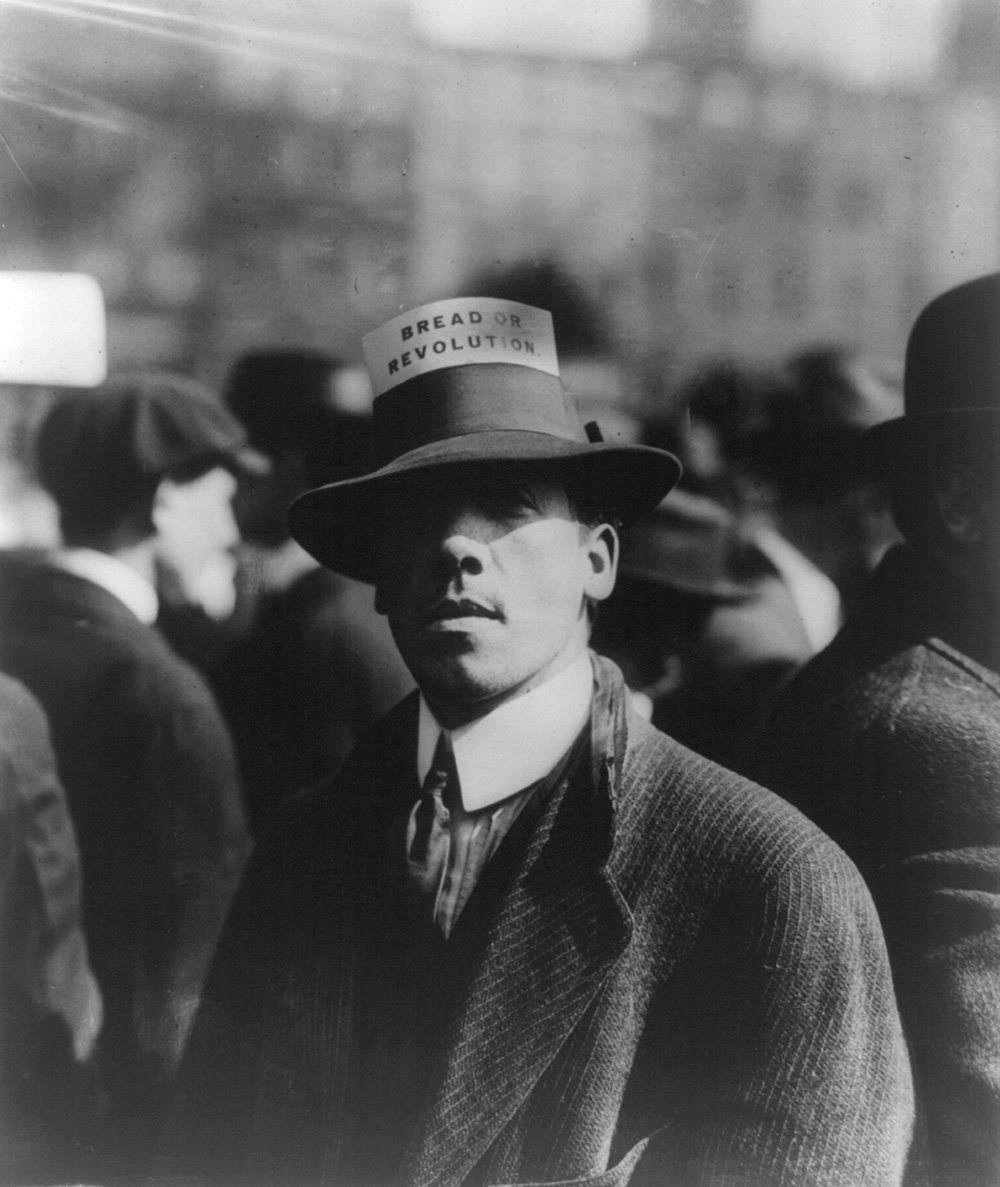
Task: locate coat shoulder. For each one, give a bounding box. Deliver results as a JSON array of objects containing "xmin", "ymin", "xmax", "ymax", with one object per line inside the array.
[{"xmin": 619, "ymin": 714, "xmax": 865, "ymax": 901}]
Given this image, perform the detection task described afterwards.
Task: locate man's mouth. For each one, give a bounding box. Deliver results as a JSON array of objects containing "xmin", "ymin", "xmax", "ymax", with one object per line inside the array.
[{"xmin": 423, "ymin": 597, "xmax": 502, "ymax": 625}]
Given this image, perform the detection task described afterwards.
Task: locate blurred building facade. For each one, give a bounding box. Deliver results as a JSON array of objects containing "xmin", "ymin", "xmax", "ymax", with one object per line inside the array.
[{"xmin": 1, "ymin": 0, "xmax": 998, "ymax": 413}]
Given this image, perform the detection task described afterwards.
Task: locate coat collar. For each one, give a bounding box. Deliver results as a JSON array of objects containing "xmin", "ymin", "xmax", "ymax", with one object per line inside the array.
[
  {"xmin": 400, "ymin": 653, "xmax": 632, "ymax": 1187},
  {"xmin": 853, "ymin": 545, "xmax": 1000, "ymax": 676},
  {"xmin": 416, "ymin": 651, "xmax": 594, "ymax": 812},
  {"xmin": 52, "ymin": 547, "xmax": 159, "ymax": 625}
]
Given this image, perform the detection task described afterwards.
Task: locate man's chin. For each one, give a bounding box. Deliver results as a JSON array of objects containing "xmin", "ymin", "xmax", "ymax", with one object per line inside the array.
[{"xmin": 415, "ymin": 659, "xmax": 519, "ymax": 720}]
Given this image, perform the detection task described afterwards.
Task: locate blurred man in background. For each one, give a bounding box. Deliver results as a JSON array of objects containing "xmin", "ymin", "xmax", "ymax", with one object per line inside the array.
[
  {"xmin": 751, "ymin": 273, "xmax": 1000, "ymax": 1187},
  {"xmin": 0, "ymin": 373, "xmax": 255, "ymax": 1179},
  {"xmin": 592, "ymin": 487, "xmax": 813, "ymax": 771},
  {"xmin": 646, "ymin": 359, "xmax": 844, "ymax": 654},
  {"xmin": 746, "ymin": 345, "xmax": 904, "ymax": 617},
  {"xmin": 209, "ymin": 349, "xmax": 413, "ymax": 834}
]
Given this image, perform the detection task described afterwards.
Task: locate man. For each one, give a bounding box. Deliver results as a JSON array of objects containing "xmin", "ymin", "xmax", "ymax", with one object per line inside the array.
[
  {"xmin": 0, "ymin": 373, "xmax": 256, "ymax": 1175},
  {"xmin": 211, "ymin": 349, "xmax": 413, "ymax": 834},
  {"xmin": 164, "ymin": 298, "xmax": 914, "ymax": 1186},
  {"xmin": 750, "ymin": 273, "xmax": 1000, "ymax": 1187},
  {"xmin": 592, "ymin": 487, "xmax": 813, "ymax": 770}
]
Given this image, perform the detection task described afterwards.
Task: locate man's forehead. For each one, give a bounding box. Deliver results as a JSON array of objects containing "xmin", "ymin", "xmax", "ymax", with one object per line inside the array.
[{"xmin": 386, "ymin": 461, "xmax": 570, "ymax": 502}]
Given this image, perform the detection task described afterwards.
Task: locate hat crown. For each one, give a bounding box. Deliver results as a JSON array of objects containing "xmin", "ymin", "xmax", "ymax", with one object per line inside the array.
[
  {"xmin": 286, "ymin": 297, "xmax": 682, "ymax": 583},
  {"xmin": 905, "ymin": 272, "xmax": 1000, "ymax": 417},
  {"xmin": 362, "ymin": 297, "xmax": 585, "ymax": 468}
]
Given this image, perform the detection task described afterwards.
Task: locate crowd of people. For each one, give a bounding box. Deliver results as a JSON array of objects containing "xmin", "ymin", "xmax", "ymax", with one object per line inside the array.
[{"xmin": 0, "ymin": 271, "xmax": 997, "ymax": 1187}]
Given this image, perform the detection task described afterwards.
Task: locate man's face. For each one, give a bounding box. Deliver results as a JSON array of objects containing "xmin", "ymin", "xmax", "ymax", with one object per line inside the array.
[
  {"xmin": 376, "ymin": 463, "xmax": 616, "ymax": 723},
  {"xmin": 978, "ymin": 482, "xmax": 1000, "ymax": 598},
  {"xmin": 152, "ymin": 465, "xmax": 241, "ymax": 619}
]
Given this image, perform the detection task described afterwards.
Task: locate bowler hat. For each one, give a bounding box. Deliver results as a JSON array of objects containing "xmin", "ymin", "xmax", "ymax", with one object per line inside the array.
[
  {"xmin": 288, "ymin": 297, "xmax": 681, "ymax": 583},
  {"xmin": 37, "ymin": 371, "xmax": 268, "ymax": 536},
  {"xmin": 868, "ymin": 272, "xmax": 1000, "ymax": 457}
]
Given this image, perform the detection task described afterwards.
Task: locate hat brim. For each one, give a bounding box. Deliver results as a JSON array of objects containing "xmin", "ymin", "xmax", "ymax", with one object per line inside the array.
[
  {"xmin": 287, "ymin": 431, "xmax": 681, "ymax": 584},
  {"xmin": 866, "ymin": 409, "xmax": 1000, "ymax": 469}
]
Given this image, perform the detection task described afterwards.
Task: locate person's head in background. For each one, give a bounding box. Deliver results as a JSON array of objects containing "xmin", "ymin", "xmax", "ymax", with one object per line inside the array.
[
  {"xmin": 642, "ymin": 358, "xmax": 778, "ymax": 512},
  {"xmin": 222, "ymin": 349, "xmax": 374, "ymax": 550},
  {"xmin": 747, "ymin": 346, "xmax": 903, "ymax": 609},
  {"xmin": 871, "ymin": 272, "xmax": 1000, "ymax": 611},
  {"xmin": 35, "ymin": 372, "xmax": 265, "ymax": 619},
  {"xmin": 650, "ymin": 349, "xmax": 902, "ymax": 611}
]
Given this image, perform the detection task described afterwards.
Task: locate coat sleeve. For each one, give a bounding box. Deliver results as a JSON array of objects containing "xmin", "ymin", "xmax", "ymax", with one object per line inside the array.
[
  {"xmin": 1, "ymin": 676, "xmax": 102, "ymax": 1060},
  {"xmin": 635, "ymin": 832, "xmax": 915, "ymax": 1187},
  {"xmin": 0, "ymin": 676, "xmax": 103, "ymax": 1179},
  {"xmin": 877, "ymin": 685, "xmax": 1000, "ymax": 1187}
]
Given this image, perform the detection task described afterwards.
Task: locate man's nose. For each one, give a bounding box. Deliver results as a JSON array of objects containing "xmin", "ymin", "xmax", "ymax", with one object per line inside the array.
[{"xmin": 430, "ymin": 507, "xmax": 492, "ymax": 577}]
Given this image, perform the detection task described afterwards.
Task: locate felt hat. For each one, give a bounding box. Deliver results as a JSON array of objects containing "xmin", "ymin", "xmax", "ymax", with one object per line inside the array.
[
  {"xmin": 868, "ymin": 271, "xmax": 1000, "ymax": 456},
  {"xmin": 36, "ymin": 371, "xmax": 268, "ymax": 533},
  {"xmin": 618, "ymin": 489, "xmax": 775, "ymax": 603},
  {"xmin": 288, "ymin": 297, "xmax": 681, "ymax": 583},
  {"xmin": 222, "ymin": 349, "xmax": 375, "ymax": 488}
]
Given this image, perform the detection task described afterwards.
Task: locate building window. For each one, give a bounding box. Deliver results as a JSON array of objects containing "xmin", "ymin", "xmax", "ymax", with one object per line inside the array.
[
  {"xmin": 705, "ymin": 154, "xmax": 748, "ymax": 219},
  {"xmin": 772, "ymin": 257, "xmax": 808, "ymax": 319},
  {"xmin": 772, "ymin": 147, "xmax": 812, "ymax": 218},
  {"xmin": 700, "ymin": 71, "xmax": 753, "ymax": 129}
]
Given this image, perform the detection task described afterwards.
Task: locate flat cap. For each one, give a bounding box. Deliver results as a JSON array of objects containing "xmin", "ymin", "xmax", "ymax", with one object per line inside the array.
[{"xmin": 36, "ymin": 371, "xmax": 267, "ymax": 534}]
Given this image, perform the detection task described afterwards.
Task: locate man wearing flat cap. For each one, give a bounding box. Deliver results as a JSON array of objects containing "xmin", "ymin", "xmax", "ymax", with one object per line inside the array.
[
  {"xmin": 163, "ymin": 299, "xmax": 914, "ymax": 1186},
  {"xmin": 0, "ymin": 373, "xmax": 255, "ymax": 1176},
  {"xmin": 751, "ymin": 273, "xmax": 1000, "ymax": 1187}
]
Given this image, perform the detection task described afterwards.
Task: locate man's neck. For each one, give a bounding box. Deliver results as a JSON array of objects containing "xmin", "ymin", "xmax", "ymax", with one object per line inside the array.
[
  {"xmin": 54, "ymin": 544, "xmax": 159, "ymax": 625},
  {"xmin": 110, "ymin": 538, "xmax": 158, "ymax": 587},
  {"xmin": 417, "ymin": 651, "xmax": 595, "ymax": 812}
]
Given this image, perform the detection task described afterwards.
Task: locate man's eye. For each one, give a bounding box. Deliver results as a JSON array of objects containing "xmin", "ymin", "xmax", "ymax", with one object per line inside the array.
[{"xmin": 491, "ymin": 487, "xmax": 538, "ymax": 515}]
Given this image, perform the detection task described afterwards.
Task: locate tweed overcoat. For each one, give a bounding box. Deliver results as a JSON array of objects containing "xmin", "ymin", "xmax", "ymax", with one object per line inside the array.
[
  {"xmin": 750, "ymin": 545, "xmax": 1000, "ymax": 1187},
  {"xmin": 164, "ymin": 655, "xmax": 913, "ymax": 1187},
  {"xmin": 0, "ymin": 561, "xmax": 251, "ymax": 1126}
]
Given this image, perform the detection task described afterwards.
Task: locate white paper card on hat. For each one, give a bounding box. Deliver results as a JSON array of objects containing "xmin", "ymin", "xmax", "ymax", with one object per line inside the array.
[
  {"xmin": 363, "ymin": 297, "xmax": 559, "ymax": 398},
  {"xmin": 0, "ymin": 271, "xmax": 107, "ymax": 386}
]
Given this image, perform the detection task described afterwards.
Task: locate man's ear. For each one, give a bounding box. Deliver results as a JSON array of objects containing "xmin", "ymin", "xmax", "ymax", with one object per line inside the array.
[
  {"xmin": 938, "ymin": 465, "xmax": 987, "ymax": 547},
  {"xmin": 582, "ymin": 523, "xmax": 619, "ymax": 604}
]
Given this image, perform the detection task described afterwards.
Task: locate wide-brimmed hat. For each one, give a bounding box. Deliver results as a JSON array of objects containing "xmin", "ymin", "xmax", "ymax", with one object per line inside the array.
[
  {"xmin": 868, "ymin": 271, "xmax": 1000, "ymax": 459},
  {"xmin": 288, "ymin": 297, "xmax": 680, "ymax": 583}
]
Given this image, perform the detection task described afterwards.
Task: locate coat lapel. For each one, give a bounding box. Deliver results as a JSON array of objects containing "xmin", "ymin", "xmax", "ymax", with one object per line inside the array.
[{"xmin": 401, "ymin": 657, "xmax": 633, "ymax": 1187}]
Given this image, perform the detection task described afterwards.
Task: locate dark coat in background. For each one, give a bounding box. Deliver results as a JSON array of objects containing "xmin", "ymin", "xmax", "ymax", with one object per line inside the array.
[
  {"xmin": 0, "ymin": 561, "xmax": 250, "ymax": 1168},
  {"xmin": 750, "ymin": 545, "xmax": 1000, "ymax": 1187},
  {"xmin": 162, "ymin": 657, "xmax": 914, "ymax": 1187},
  {"xmin": 213, "ymin": 565, "xmax": 414, "ymax": 835},
  {"xmin": 0, "ymin": 671, "xmax": 102, "ymax": 1182}
]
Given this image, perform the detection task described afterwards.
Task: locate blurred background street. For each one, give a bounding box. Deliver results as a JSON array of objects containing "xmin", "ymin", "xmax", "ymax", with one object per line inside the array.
[{"xmin": 1, "ymin": 0, "xmax": 997, "ymax": 538}]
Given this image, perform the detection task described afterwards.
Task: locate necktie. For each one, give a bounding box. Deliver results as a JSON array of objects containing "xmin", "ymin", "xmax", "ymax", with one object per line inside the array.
[{"xmin": 406, "ymin": 731, "xmax": 460, "ymax": 931}]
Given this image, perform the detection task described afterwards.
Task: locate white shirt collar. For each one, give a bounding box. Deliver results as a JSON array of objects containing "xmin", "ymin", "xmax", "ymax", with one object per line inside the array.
[
  {"xmin": 52, "ymin": 548, "xmax": 159, "ymax": 626},
  {"xmin": 417, "ymin": 651, "xmax": 594, "ymax": 812}
]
